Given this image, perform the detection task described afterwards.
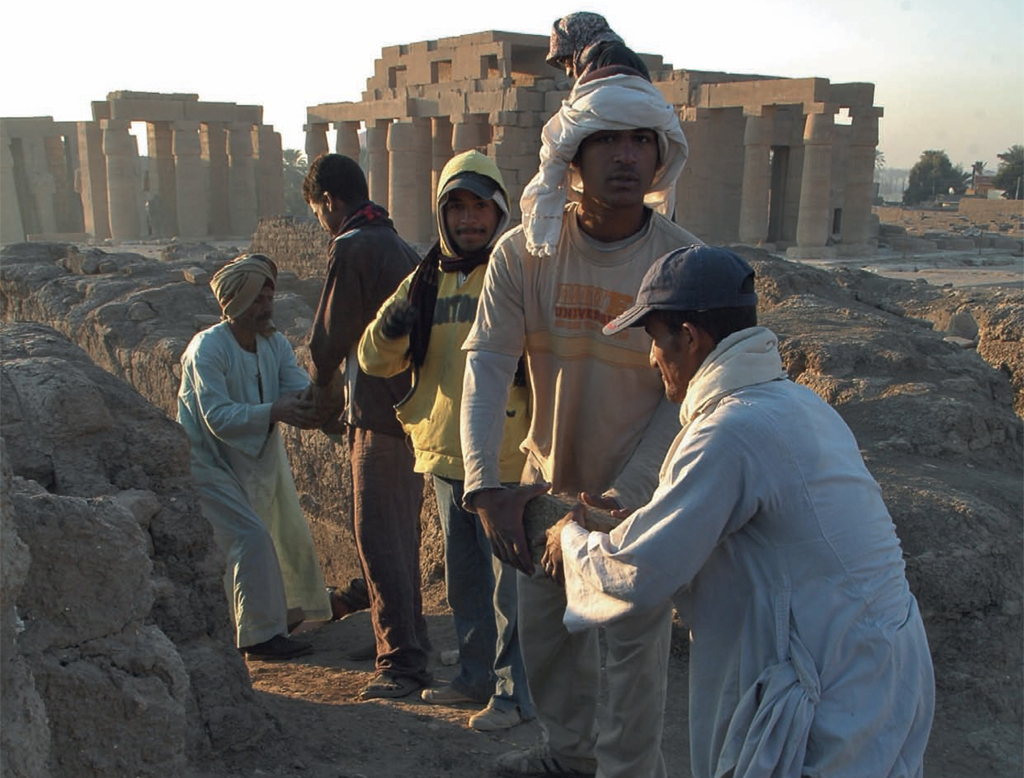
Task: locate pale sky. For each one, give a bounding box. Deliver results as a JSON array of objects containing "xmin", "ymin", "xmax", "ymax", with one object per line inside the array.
[{"xmin": 3, "ymin": 0, "xmax": 1021, "ymax": 171}]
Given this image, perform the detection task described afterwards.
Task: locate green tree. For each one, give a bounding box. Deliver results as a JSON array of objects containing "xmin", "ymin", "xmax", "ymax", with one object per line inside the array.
[
  {"xmin": 875, "ymin": 148, "xmax": 886, "ymax": 173},
  {"xmin": 902, "ymin": 150, "xmax": 970, "ymax": 205},
  {"xmin": 283, "ymin": 149, "xmax": 311, "ymax": 216},
  {"xmin": 992, "ymin": 144, "xmax": 1024, "ymax": 200}
]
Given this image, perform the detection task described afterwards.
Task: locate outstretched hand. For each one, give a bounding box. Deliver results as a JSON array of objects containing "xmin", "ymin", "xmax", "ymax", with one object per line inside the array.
[
  {"xmin": 579, "ymin": 491, "xmax": 633, "ymax": 522},
  {"xmin": 473, "ymin": 483, "xmax": 552, "ymax": 575},
  {"xmin": 270, "ymin": 392, "xmax": 321, "ymax": 429},
  {"xmin": 541, "ymin": 503, "xmax": 586, "ymax": 585}
]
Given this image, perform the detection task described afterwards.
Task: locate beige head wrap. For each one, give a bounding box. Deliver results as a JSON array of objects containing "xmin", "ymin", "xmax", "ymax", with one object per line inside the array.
[
  {"xmin": 519, "ymin": 72, "xmax": 689, "ymax": 257},
  {"xmin": 210, "ymin": 253, "xmax": 278, "ymax": 320}
]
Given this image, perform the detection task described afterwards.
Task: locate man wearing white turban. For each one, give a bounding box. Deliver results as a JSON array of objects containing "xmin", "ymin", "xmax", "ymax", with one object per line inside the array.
[
  {"xmin": 178, "ymin": 253, "xmax": 331, "ymax": 661},
  {"xmin": 460, "ymin": 63, "xmax": 702, "ymax": 777}
]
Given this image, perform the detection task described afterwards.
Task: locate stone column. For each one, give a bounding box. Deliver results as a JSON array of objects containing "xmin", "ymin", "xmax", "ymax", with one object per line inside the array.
[
  {"xmin": 794, "ymin": 112, "xmax": 834, "ymax": 251},
  {"xmin": 365, "ymin": 119, "xmax": 390, "ymax": 207},
  {"xmin": 387, "ymin": 118, "xmax": 432, "ymax": 245},
  {"xmin": 146, "ymin": 121, "xmax": 177, "ymax": 237},
  {"xmin": 431, "ymin": 116, "xmax": 454, "ymax": 228},
  {"xmin": 227, "ymin": 123, "xmax": 258, "ymax": 236},
  {"xmin": 101, "ymin": 119, "xmax": 142, "ymax": 240},
  {"xmin": 305, "ymin": 122, "xmax": 329, "ymax": 163},
  {"xmin": 335, "ymin": 121, "xmax": 361, "ymax": 161},
  {"xmin": 841, "ymin": 113, "xmax": 879, "ymax": 247},
  {"xmin": 0, "ymin": 137, "xmax": 25, "ymax": 242},
  {"xmin": 255, "ymin": 126, "xmax": 286, "ymax": 218},
  {"xmin": 173, "ymin": 121, "xmax": 207, "ymax": 238},
  {"xmin": 17, "ymin": 135, "xmax": 57, "ymax": 236},
  {"xmin": 76, "ymin": 121, "xmax": 110, "ymax": 240},
  {"xmin": 451, "ymin": 115, "xmax": 489, "ymax": 154},
  {"xmin": 202, "ymin": 123, "xmax": 230, "ymax": 237},
  {"xmin": 738, "ymin": 113, "xmax": 772, "ymax": 246}
]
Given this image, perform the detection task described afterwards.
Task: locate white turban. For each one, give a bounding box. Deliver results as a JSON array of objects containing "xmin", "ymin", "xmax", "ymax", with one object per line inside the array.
[{"xmin": 520, "ymin": 73, "xmax": 689, "ymax": 257}]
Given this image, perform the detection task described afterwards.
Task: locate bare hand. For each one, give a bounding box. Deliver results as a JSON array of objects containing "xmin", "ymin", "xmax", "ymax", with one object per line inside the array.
[
  {"xmin": 579, "ymin": 491, "xmax": 633, "ymax": 522},
  {"xmin": 309, "ymin": 374, "xmax": 346, "ymax": 430},
  {"xmin": 473, "ymin": 483, "xmax": 551, "ymax": 575},
  {"xmin": 541, "ymin": 504, "xmax": 585, "ymax": 585},
  {"xmin": 270, "ymin": 393, "xmax": 320, "ymax": 429}
]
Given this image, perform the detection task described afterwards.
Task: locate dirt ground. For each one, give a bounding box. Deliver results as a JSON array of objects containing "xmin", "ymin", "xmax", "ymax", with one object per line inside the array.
[{"xmin": 186, "ymin": 584, "xmax": 694, "ymax": 778}]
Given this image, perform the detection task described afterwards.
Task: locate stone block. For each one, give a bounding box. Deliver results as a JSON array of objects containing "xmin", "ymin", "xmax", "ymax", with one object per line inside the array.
[
  {"xmin": 108, "ymin": 99, "xmax": 186, "ymax": 122},
  {"xmin": 545, "ymin": 92, "xmax": 569, "ymax": 114},
  {"xmin": 490, "ymin": 111, "xmax": 520, "ymax": 126},
  {"xmin": 467, "ymin": 91, "xmax": 504, "ymax": 113},
  {"xmin": 501, "ymin": 89, "xmax": 544, "ymax": 113},
  {"xmin": 183, "ymin": 102, "xmax": 239, "ymax": 123}
]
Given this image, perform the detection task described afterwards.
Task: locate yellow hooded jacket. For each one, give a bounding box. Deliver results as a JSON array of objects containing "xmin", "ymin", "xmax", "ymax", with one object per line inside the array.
[{"xmin": 357, "ymin": 151, "xmax": 530, "ymax": 481}]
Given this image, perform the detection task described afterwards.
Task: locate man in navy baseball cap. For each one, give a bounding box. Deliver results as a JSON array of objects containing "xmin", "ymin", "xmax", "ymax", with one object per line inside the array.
[
  {"xmin": 545, "ymin": 244, "xmax": 935, "ymax": 778},
  {"xmin": 603, "ymin": 244, "xmax": 758, "ymax": 335}
]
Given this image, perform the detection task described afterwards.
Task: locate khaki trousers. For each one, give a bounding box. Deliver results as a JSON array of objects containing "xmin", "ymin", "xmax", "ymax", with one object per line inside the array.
[{"xmin": 518, "ymin": 571, "xmax": 672, "ymax": 778}]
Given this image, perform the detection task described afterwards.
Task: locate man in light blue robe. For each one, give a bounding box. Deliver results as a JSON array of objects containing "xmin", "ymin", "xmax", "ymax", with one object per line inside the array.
[
  {"xmin": 178, "ymin": 253, "xmax": 331, "ymax": 661},
  {"xmin": 546, "ymin": 246, "xmax": 935, "ymax": 778}
]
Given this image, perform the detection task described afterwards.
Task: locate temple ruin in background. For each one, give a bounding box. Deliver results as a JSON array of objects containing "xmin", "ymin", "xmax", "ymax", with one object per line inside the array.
[
  {"xmin": 306, "ymin": 31, "xmax": 883, "ymax": 257},
  {"xmin": 1, "ymin": 92, "xmax": 285, "ymax": 243}
]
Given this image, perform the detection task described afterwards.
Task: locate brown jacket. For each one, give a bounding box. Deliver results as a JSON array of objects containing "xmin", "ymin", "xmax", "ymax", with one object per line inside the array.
[{"xmin": 309, "ymin": 202, "xmax": 417, "ymax": 437}]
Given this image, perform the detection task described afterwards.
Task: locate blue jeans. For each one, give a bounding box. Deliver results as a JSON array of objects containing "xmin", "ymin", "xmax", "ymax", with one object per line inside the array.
[{"xmin": 433, "ymin": 475, "xmax": 534, "ymax": 716}]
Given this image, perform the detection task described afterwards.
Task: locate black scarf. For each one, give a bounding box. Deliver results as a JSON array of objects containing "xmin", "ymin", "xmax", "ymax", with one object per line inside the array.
[{"xmin": 403, "ymin": 240, "xmax": 525, "ymax": 386}]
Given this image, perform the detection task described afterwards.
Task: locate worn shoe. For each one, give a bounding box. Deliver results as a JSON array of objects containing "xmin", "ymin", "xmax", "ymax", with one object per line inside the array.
[
  {"xmin": 329, "ymin": 578, "xmax": 370, "ymax": 620},
  {"xmin": 358, "ymin": 672, "xmax": 425, "ymax": 700},
  {"xmin": 495, "ymin": 742, "xmax": 596, "ymax": 777},
  {"xmin": 242, "ymin": 634, "xmax": 313, "ymax": 661},
  {"xmin": 420, "ymin": 684, "xmax": 481, "ymax": 706},
  {"xmin": 469, "ymin": 704, "xmax": 523, "ymax": 732}
]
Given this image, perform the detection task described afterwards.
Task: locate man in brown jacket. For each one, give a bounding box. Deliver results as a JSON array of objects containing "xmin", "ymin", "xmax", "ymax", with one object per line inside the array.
[{"xmin": 303, "ymin": 153, "xmax": 430, "ymax": 699}]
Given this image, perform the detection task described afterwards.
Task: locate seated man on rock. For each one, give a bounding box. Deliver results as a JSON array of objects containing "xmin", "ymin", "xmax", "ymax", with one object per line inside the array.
[
  {"xmin": 177, "ymin": 253, "xmax": 332, "ymax": 661},
  {"xmin": 546, "ymin": 245, "xmax": 936, "ymax": 778}
]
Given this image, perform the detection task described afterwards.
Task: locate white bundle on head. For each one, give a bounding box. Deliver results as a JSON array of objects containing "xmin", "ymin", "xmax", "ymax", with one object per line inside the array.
[{"xmin": 520, "ymin": 73, "xmax": 689, "ymax": 257}]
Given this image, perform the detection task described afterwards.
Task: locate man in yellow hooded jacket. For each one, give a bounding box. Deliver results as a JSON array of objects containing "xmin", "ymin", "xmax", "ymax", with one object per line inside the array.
[{"xmin": 358, "ymin": 150, "xmax": 534, "ymax": 731}]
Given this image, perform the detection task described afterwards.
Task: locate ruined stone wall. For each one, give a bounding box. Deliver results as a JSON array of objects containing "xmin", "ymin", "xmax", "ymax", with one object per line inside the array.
[
  {"xmin": 1, "ymin": 93, "xmax": 287, "ymax": 245},
  {"xmin": 249, "ymin": 215, "xmax": 329, "ymax": 280},
  {"xmin": 0, "ymin": 324, "xmax": 271, "ymax": 777}
]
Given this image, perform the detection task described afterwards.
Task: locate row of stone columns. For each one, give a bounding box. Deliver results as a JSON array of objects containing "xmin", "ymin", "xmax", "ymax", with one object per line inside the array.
[
  {"xmin": 304, "ymin": 115, "xmax": 494, "ymax": 245},
  {"xmin": 78, "ymin": 119, "xmax": 280, "ymax": 241},
  {"xmin": 737, "ymin": 110, "xmax": 879, "ymax": 252}
]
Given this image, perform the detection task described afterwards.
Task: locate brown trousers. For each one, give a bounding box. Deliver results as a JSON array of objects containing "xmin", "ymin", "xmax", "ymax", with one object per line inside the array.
[{"xmin": 348, "ymin": 426, "xmax": 430, "ymax": 681}]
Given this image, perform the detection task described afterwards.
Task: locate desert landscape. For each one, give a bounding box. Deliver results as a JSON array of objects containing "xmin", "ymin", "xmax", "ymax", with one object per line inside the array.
[{"xmin": 1, "ymin": 201, "xmax": 1021, "ymax": 778}]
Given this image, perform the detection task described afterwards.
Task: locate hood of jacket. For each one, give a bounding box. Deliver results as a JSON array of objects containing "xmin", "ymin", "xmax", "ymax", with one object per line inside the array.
[{"xmin": 436, "ymin": 150, "xmax": 511, "ymax": 259}]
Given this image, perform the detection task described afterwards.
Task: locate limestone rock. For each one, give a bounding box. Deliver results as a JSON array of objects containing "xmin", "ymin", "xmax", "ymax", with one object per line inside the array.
[
  {"xmin": 0, "ymin": 323, "xmax": 271, "ymax": 773},
  {"xmin": 523, "ymin": 493, "xmax": 620, "ymax": 564}
]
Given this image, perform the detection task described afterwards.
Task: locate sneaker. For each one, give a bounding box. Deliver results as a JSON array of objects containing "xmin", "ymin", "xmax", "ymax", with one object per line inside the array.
[
  {"xmin": 469, "ymin": 704, "xmax": 523, "ymax": 732},
  {"xmin": 242, "ymin": 634, "xmax": 313, "ymax": 661},
  {"xmin": 420, "ymin": 684, "xmax": 481, "ymax": 706},
  {"xmin": 358, "ymin": 672, "xmax": 425, "ymax": 700},
  {"xmin": 495, "ymin": 741, "xmax": 596, "ymax": 777}
]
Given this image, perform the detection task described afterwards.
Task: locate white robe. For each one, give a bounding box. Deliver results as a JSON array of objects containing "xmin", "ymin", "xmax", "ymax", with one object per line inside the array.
[
  {"xmin": 561, "ymin": 326, "xmax": 935, "ymax": 778},
  {"xmin": 178, "ymin": 322, "xmax": 330, "ymax": 647}
]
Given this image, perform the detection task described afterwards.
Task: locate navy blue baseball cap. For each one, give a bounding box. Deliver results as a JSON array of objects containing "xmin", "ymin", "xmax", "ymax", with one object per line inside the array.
[{"xmin": 603, "ymin": 245, "xmax": 758, "ymax": 335}]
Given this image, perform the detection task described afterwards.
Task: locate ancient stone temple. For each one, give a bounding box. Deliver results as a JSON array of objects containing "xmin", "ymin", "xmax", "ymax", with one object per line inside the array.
[
  {"xmin": 1, "ymin": 92, "xmax": 285, "ymax": 243},
  {"xmin": 306, "ymin": 31, "xmax": 882, "ymax": 257}
]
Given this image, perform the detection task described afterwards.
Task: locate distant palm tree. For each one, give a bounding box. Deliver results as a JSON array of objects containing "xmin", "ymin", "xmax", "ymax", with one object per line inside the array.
[
  {"xmin": 283, "ymin": 149, "xmax": 308, "ymax": 169},
  {"xmin": 875, "ymin": 149, "xmax": 886, "ymax": 172},
  {"xmin": 283, "ymin": 149, "xmax": 312, "ymax": 216},
  {"xmin": 993, "ymin": 145, "xmax": 1024, "ymax": 200}
]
